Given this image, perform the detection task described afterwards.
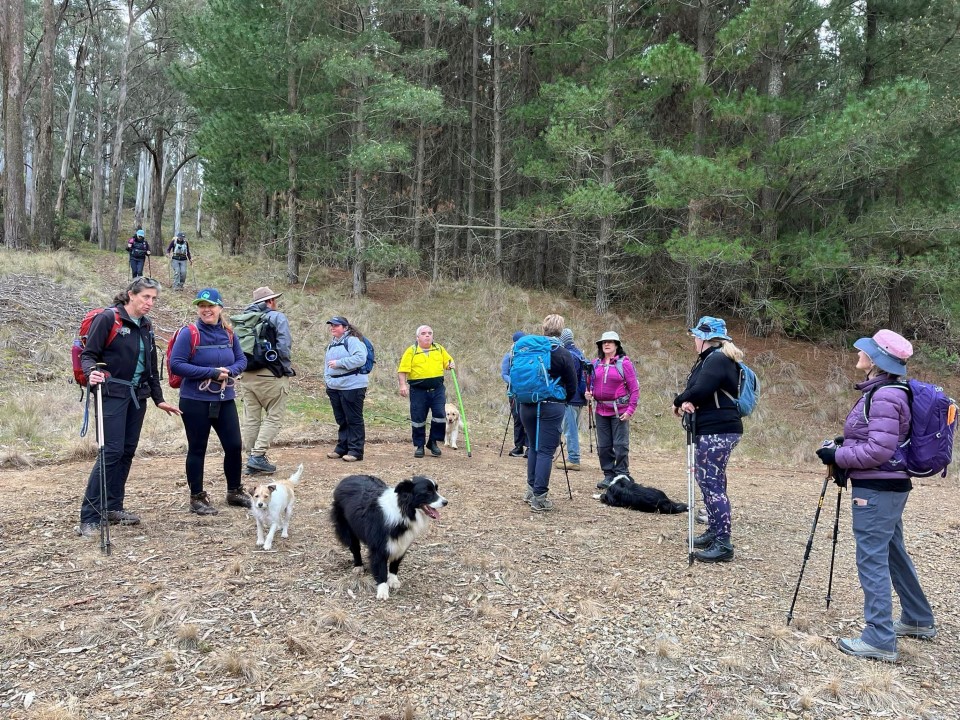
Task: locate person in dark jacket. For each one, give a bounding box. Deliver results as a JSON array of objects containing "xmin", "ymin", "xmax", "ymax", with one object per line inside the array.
[
  {"xmin": 501, "ymin": 330, "xmax": 528, "ymax": 458},
  {"xmin": 556, "ymin": 328, "xmax": 587, "ymax": 471},
  {"xmin": 814, "ymin": 329, "xmax": 936, "ymax": 663},
  {"xmin": 126, "ymin": 229, "xmax": 150, "ymax": 279},
  {"xmin": 517, "ymin": 314, "xmax": 579, "ymax": 511},
  {"xmin": 672, "ymin": 316, "xmax": 744, "ymax": 563},
  {"xmin": 169, "ymin": 288, "xmax": 249, "ymax": 515},
  {"xmin": 165, "ymin": 231, "xmax": 193, "ymax": 290},
  {"xmin": 77, "ymin": 278, "xmax": 181, "ymax": 537}
]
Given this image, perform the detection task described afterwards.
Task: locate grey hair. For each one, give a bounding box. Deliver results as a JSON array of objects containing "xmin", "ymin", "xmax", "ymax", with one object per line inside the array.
[{"xmin": 113, "ymin": 277, "xmax": 161, "ymax": 305}]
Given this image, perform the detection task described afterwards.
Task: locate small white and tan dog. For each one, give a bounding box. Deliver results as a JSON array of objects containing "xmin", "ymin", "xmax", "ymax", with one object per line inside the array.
[
  {"xmin": 444, "ymin": 403, "xmax": 462, "ymax": 450},
  {"xmin": 249, "ymin": 463, "xmax": 303, "ymax": 551}
]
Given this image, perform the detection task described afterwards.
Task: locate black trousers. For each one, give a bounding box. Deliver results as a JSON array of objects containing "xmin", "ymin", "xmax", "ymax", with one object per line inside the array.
[
  {"xmin": 179, "ymin": 397, "xmax": 243, "ymax": 495},
  {"xmin": 80, "ymin": 393, "xmax": 148, "ymax": 523},
  {"xmin": 327, "ymin": 387, "xmax": 367, "ymax": 458},
  {"xmin": 511, "ymin": 398, "xmax": 527, "ymax": 449}
]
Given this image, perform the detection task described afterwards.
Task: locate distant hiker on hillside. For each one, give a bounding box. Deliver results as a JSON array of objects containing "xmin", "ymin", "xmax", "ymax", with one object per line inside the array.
[
  {"xmin": 501, "ymin": 330, "xmax": 528, "ymax": 458},
  {"xmin": 126, "ymin": 229, "xmax": 150, "ymax": 279},
  {"xmin": 165, "ymin": 231, "xmax": 193, "ymax": 290},
  {"xmin": 585, "ymin": 330, "xmax": 639, "ymax": 490},
  {"xmin": 814, "ymin": 329, "xmax": 936, "ymax": 663},
  {"xmin": 672, "ymin": 316, "xmax": 743, "ymax": 564},
  {"xmin": 397, "ymin": 325, "xmax": 455, "ymax": 458}
]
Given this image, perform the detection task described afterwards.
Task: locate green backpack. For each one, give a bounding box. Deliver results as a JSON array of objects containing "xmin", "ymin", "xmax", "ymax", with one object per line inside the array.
[{"xmin": 230, "ymin": 310, "xmax": 277, "ymax": 371}]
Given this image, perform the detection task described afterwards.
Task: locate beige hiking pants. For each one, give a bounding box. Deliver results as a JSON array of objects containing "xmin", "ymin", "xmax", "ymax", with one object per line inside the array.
[{"xmin": 239, "ymin": 372, "xmax": 289, "ymax": 456}]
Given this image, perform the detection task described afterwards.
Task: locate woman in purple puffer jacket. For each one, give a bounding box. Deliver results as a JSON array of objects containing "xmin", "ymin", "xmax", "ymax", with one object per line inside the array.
[
  {"xmin": 815, "ymin": 329, "xmax": 936, "ymax": 663},
  {"xmin": 169, "ymin": 288, "xmax": 248, "ymax": 516}
]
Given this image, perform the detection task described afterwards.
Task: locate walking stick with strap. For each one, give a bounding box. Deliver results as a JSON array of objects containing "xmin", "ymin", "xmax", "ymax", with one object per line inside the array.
[
  {"xmin": 556, "ymin": 440, "xmax": 573, "ymax": 500},
  {"xmin": 450, "ymin": 367, "xmax": 471, "ymax": 458},
  {"xmin": 684, "ymin": 412, "xmax": 696, "ymax": 566},
  {"xmin": 825, "ymin": 465, "xmax": 844, "ymax": 609},
  {"xmin": 93, "ymin": 366, "xmax": 112, "ymax": 556},
  {"xmin": 786, "ymin": 465, "xmax": 832, "ymax": 625}
]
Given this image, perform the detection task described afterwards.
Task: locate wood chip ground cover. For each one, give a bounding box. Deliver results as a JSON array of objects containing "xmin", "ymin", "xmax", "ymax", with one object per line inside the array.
[{"xmin": 1, "ymin": 440, "xmax": 957, "ymax": 719}]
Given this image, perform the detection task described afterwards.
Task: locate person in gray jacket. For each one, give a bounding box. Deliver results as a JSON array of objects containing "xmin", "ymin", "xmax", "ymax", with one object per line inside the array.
[{"xmin": 324, "ymin": 316, "xmax": 369, "ymax": 462}]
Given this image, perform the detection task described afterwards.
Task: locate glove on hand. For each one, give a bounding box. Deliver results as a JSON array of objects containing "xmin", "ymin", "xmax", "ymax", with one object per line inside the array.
[
  {"xmin": 833, "ymin": 466, "xmax": 848, "ymax": 489},
  {"xmin": 816, "ymin": 446, "xmax": 837, "ymax": 466},
  {"xmin": 834, "ymin": 436, "xmax": 844, "ymax": 446}
]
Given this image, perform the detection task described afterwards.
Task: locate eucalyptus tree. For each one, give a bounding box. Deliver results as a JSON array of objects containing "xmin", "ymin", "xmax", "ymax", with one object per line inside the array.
[{"xmin": 2, "ymin": 0, "xmax": 29, "ymax": 248}]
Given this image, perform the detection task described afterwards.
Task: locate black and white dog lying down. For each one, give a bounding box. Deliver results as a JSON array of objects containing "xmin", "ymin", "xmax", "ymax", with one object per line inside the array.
[
  {"xmin": 330, "ymin": 474, "xmax": 447, "ymax": 600},
  {"xmin": 598, "ymin": 474, "xmax": 688, "ymax": 514}
]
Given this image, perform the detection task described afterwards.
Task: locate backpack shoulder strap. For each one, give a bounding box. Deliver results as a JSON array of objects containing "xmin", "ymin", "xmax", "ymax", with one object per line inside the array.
[
  {"xmin": 105, "ymin": 307, "xmax": 123, "ymax": 346},
  {"xmin": 864, "ymin": 381, "xmax": 910, "ymax": 421},
  {"xmin": 187, "ymin": 323, "xmax": 201, "ymax": 358}
]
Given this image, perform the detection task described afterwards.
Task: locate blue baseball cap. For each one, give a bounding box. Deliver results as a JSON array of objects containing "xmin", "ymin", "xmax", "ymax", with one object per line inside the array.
[
  {"xmin": 136, "ymin": 229, "xmax": 145, "ymax": 237},
  {"xmin": 193, "ymin": 288, "xmax": 224, "ymax": 307},
  {"xmin": 326, "ymin": 316, "xmax": 349, "ymax": 326},
  {"xmin": 690, "ymin": 316, "xmax": 731, "ymax": 341},
  {"xmin": 512, "ymin": 331, "xmax": 525, "ymax": 342}
]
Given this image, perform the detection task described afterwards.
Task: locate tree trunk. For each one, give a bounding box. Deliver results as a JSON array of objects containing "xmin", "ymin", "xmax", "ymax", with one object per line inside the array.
[
  {"xmin": 594, "ymin": 0, "xmax": 617, "ymax": 316},
  {"xmin": 34, "ymin": 0, "xmax": 58, "ymax": 248},
  {"xmin": 2, "ymin": 0, "xmax": 28, "ymax": 248},
  {"xmin": 56, "ymin": 39, "xmax": 85, "ymax": 217},
  {"xmin": 412, "ymin": 15, "xmax": 430, "ymax": 259},
  {"xmin": 148, "ymin": 126, "xmax": 164, "ymax": 256},
  {"xmin": 684, "ymin": 0, "xmax": 712, "ymax": 326},
  {"xmin": 352, "ymin": 166, "xmax": 367, "ymax": 296},
  {"xmin": 465, "ymin": 0, "xmax": 480, "ymax": 267},
  {"xmin": 491, "ymin": 0, "xmax": 503, "ymax": 279},
  {"xmin": 89, "ymin": 59, "xmax": 106, "ymax": 248},
  {"xmin": 286, "ymin": 55, "xmax": 299, "ymax": 284}
]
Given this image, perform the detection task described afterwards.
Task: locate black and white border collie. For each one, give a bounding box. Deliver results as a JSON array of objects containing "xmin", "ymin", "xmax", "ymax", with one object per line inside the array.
[
  {"xmin": 330, "ymin": 474, "xmax": 447, "ymax": 600},
  {"xmin": 598, "ymin": 474, "xmax": 688, "ymax": 514}
]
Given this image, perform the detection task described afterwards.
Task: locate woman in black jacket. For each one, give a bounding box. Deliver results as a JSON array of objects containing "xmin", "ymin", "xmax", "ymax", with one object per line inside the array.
[
  {"xmin": 672, "ymin": 316, "xmax": 744, "ymax": 563},
  {"xmin": 77, "ymin": 278, "xmax": 181, "ymax": 536}
]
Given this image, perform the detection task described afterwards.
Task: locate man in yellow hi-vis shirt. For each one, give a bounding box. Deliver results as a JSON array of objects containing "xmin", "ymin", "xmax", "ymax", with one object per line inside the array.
[{"xmin": 397, "ymin": 325, "xmax": 455, "ymax": 458}]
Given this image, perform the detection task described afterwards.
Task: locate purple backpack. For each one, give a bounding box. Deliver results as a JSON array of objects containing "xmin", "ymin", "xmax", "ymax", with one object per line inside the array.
[{"xmin": 865, "ymin": 379, "xmax": 959, "ymax": 478}]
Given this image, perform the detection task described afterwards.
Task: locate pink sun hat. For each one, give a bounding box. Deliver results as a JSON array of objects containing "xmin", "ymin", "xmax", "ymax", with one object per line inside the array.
[{"xmin": 854, "ymin": 329, "xmax": 913, "ymax": 375}]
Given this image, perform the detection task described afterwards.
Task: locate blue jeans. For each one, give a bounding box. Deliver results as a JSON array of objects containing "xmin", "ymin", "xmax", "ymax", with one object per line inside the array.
[
  {"xmin": 695, "ymin": 433, "xmax": 740, "ymax": 541},
  {"xmin": 130, "ymin": 257, "xmax": 145, "ymax": 278},
  {"xmin": 80, "ymin": 393, "xmax": 148, "ymax": 523},
  {"xmin": 171, "ymin": 259, "xmax": 188, "ymax": 288},
  {"xmin": 409, "ymin": 384, "xmax": 446, "ymax": 448},
  {"xmin": 519, "ymin": 401, "xmax": 564, "ymax": 495},
  {"xmin": 327, "ymin": 387, "xmax": 366, "ymax": 458},
  {"xmin": 851, "ymin": 487, "xmax": 934, "ymax": 651},
  {"xmin": 561, "ymin": 404, "xmax": 582, "ymax": 463}
]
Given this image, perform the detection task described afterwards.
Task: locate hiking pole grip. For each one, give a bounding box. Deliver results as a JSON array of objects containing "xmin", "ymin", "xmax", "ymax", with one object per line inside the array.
[
  {"xmin": 786, "ymin": 467, "xmax": 831, "ymax": 625},
  {"xmin": 450, "ymin": 368, "xmax": 471, "ymax": 457}
]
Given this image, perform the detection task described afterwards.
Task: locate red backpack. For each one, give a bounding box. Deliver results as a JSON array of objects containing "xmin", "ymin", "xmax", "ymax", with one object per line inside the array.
[
  {"xmin": 165, "ymin": 323, "xmax": 234, "ymax": 388},
  {"xmin": 71, "ymin": 308, "xmax": 123, "ymax": 385}
]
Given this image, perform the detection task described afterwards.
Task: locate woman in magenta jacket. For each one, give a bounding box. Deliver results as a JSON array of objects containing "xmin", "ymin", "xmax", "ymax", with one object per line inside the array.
[
  {"xmin": 815, "ymin": 329, "xmax": 936, "ymax": 663},
  {"xmin": 584, "ymin": 330, "xmax": 640, "ymax": 490}
]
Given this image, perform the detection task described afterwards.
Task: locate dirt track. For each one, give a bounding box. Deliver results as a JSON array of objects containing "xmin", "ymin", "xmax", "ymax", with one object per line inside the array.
[{"xmin": 2, "ymin": 437, "xmax": 958, "ymax": 719}]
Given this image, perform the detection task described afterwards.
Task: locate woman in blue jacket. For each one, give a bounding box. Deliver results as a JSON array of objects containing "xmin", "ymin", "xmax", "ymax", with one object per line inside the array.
[
  {"xmin": 815, "ymin": 329, "xmax": 936, "ymax": 662},
  {"xmin": 169, "ymin": 288, "xmax": 248, "ymax": 515},
  {"xmin": 324, "ymin": 316, "xmax": 369, "ymax": 462}
]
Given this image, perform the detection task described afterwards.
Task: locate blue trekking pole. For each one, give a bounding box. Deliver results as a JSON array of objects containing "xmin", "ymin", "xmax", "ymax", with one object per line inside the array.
[{"xmin": 450, "ymin": 367, "xmax": 471, "ymax": 458}]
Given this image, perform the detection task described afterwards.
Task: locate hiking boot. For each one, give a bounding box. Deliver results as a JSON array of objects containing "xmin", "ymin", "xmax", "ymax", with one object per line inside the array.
[
  {"xmin": 190, "ymin": 492, "xmax": 219, "ymax": 516},
  {"xmin": 246, "ymin": 455, "xmax": 277, "ymax": 473},
  {"xmin": 107, "ymin": 509, "xmax": 141, "ymax": 526},
  {"xmin": 522, "ymin": 486, "xmax": 534, "ymax": 503},
  {"xmin": 342, "ymin": 455, "xmax": 360, "ymax": 462},
  {"xmin": 894, "ymin": 621, "xmax": 937, "ymax": 640},
  {"xmin": 327, "ymin": 451, "xmax": 344, "ymax": 459},
  {"xmin": 508, "ymin": 446, "xmax": 525, "ymax": 458},
  {"xmin": 414, "ymin": 446, "xmax": 425, "ymax": 458},
  {"xmin": 427, "ymin": 440, "xmax": 442, "ymax": 457},
  {"xmin": 244, "ymin": 466, "xmax": 261, "ymax": 476},
  {"xmin": 693, "ymin": 538, "xmax": 734, "ymax": 563},
  {"xmin": 693, "ymin": 530, "xmax": 716, "ymax": 549},
  {"xmin": 76, "ymin": 522, "xmax": 99, "ymax": 538},
  {"xmin": 530, "ymin": 492, "xmax": 554, "ymax": 512},
  {"xmin": 695, "ymin": 507, "xmax": 708, "ymax": 525},
  {"xmin": 556, "ymin": 461, "xmax": 581, "ymax": 471},
  {"xmin": 837, "ymin": 637, "xmax": 898, "ymax": 663},
  {"xmin": 226, "ymin": 488, "xmax": 251, "ymax": 508},
  {"xmin": 597, "ymin": 477, "xmax": 613, "ymax": 490}
]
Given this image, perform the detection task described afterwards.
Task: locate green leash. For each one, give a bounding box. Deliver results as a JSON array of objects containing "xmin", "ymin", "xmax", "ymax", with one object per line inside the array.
[{"xmin": 450, "ymin": 367, "xmax": 471, "ymax": 457}]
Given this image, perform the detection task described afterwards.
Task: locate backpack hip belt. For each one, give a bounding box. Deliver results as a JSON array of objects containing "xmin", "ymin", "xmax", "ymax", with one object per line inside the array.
[{"xmin": 596, "ymin": 393, "xmax": 631, "ymax": 408}]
